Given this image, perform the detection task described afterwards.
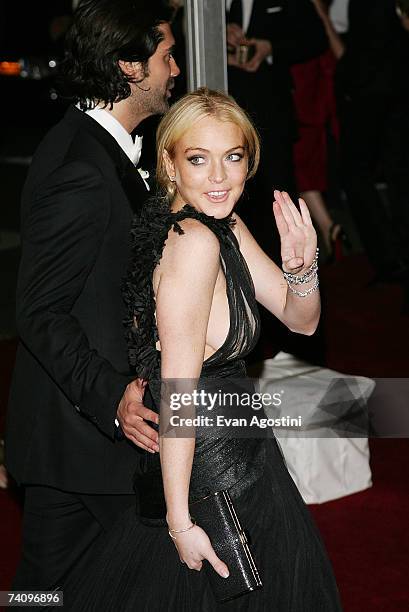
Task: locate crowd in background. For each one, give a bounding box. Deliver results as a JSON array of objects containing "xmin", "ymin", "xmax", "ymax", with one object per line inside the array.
[
  {"xmin": 1, "ymin": 0, "xmax": 408, "ymax": 297},
  {"xmin": 180, "ymin": 0, "xmax": 409, "ymax": 315},
  {"xmin": 223, "ymin": 0, "xmax": 409, "ymax": 307},
  {"xmin": 168, "ymin": 1, "xmax": 409, "ymax": 295}
]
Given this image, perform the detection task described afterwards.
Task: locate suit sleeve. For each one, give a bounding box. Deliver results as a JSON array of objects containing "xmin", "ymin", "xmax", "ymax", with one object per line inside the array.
[
  {"xmin": 267, "ymin": 0, "xmax": 329, "ymax": 66},
  {"xmin": 16, "ymin": 160, "xmax": 132, "ymax": 439}
]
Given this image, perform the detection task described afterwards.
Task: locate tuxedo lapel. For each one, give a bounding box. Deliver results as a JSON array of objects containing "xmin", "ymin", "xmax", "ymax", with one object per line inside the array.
[
  {"xmin": 65, "ymin": 106, "xmax": 151, "ymax": 215},
  {"xmin": 120, "ymin": 157, "xmax": 151, "ymax": 215}
]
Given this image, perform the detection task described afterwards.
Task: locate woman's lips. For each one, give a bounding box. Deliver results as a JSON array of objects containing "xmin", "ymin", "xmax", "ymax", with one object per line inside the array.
[{"xmin": 204, "ymin": 190, "xmax": 230, "ymax": 203}]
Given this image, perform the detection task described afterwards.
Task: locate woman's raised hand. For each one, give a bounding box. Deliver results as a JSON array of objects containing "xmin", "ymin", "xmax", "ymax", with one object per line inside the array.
[
  {"xmin": 273, "ymin": 190, "xmax": 317, "ymax": 274},
  {"xmin": 171, "ymin": 524, "xmax": 229, "ymax": 578}
]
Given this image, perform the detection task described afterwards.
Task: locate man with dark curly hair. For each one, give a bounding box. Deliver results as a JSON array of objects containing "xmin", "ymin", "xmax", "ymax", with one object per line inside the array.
[{"xmin": 5, "ymin": 0, "xmax": 179, "ymax": 593}]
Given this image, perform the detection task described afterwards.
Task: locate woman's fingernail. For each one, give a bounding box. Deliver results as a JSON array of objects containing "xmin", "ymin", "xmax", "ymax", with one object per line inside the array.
[{"xmin": 222, "ymin": 570, "xmax": 229, "ymax": 578}]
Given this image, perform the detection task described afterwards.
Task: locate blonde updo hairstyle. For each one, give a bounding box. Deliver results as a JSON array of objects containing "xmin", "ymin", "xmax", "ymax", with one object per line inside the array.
[{"xmin": 156, "ymin": 87, "xmax": 260, "ymax": 202}]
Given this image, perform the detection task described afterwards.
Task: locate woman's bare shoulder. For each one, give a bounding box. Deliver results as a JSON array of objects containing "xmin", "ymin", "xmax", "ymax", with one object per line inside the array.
[
  {"xmin": 157, "ymin": 217, "xmax": 220, "ymax": 279},
  {"xmin": 165, "ymin": 217, "xmax": 220, "ymax": 255}
]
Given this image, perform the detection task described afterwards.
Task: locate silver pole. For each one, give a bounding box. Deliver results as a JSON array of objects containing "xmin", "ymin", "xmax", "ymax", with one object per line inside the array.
[{"xmin": 185, "ymin": 0, "xmax": 228, "ymax": 92}]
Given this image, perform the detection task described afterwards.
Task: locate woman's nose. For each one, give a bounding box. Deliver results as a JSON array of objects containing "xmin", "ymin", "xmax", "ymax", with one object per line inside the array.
[{"xmin": 208, "ymin": 162, "xmax": 227, "ymax": 183}]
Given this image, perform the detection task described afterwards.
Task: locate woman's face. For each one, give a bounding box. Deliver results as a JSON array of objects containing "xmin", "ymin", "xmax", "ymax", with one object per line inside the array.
[{"xmin": 164, "ymin": 115, "xmax": 248, "ymax": 218}]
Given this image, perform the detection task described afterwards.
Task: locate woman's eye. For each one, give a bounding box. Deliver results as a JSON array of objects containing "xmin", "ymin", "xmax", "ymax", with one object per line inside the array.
[
  {"xmin": 227, "ymin": 153, "xmax": 243, "ymax": 162},
  {"xmin": 187, "ymin": 156, "xmax": 205, "ymax": 165}
]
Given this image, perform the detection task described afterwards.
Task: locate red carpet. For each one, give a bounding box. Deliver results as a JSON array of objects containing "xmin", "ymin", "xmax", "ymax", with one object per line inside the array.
[
  {"xmin": 311, "ymin": 438, "xmax": 409, "ymax": 611},
  {"xmin": 315, "ymin": 254, "xmax": 409, "ymax": 610},
  {"xmin": 1, "ymin": 254, "xmax": 408, "ymax": 609}
]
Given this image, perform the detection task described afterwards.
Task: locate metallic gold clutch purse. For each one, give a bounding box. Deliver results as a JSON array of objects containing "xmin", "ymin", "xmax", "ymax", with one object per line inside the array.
[{"xmin": 190, "ymin": 490, "xmax": 263, "ymax": 603}]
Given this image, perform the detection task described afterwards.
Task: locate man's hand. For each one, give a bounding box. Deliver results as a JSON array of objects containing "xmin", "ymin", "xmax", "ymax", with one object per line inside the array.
[
  {"xmin": 227, "ymin": 23, "xmax": 245, "ymax": 68},
  {"xmin": 241, "ymin": 38, "xmax": 272, "ymax": 72},
  {"xmin": 117, "ymin": 379, "xmax": 159, "ymax": 453},
  {"xmin": 227, "ymin": 22, "xmax": 245, "ymax": 48}
]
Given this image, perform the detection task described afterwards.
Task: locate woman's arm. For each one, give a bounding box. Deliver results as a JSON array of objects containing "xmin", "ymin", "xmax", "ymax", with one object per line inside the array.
[
  {"xmin": 154, "ymin": 219, "xmax": 229, "ymax": 576},
  {"xmin": 311, "ymin": 0, "xmax": 345, "ymax": 59},
  {"xmin": 237, "ymin": 191, "xmax": 320, "ymax": 335}
]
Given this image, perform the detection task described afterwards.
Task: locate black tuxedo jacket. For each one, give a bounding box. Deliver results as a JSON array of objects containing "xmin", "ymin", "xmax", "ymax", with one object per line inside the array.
[
  {"xmin": 227, "ymin": 0, "xmax": 328, "ymax": 126},
  {"xmin": 337, "ymin": 0, "xmax": 408, "ymax": 99},
  {"xmin": 6, "ymin": 106, "xmax": 150, "ymax": 494},
  {"xmin": 227, "ymin": 0, "xmax": 328, "ymax": 77},
  {"xmin": 244, "ymin": 0, "xmax": 328, "ymax": 65}
]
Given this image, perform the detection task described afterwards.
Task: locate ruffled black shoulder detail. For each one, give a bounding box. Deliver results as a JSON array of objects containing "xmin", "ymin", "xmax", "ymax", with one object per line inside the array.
[{"xmin": 122, "ymin": 198, "xmax": 236, "ymax": 380}]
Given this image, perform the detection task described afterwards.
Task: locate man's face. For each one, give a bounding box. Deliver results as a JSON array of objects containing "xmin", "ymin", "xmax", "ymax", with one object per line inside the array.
[{"xmin": 136, "ymin": 23, "xmax": 180, "ymax": 115}]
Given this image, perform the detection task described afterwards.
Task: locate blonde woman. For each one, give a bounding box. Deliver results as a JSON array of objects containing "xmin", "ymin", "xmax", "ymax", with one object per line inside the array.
[{"xmin": 69, "ymin": 88, "xmax": 342, "ymax": 611}]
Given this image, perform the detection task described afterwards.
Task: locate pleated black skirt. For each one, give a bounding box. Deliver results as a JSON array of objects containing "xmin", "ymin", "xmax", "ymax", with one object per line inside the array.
[{"xmin": 67, "ymin": 438, "xmax": 342, "ymax": 611}]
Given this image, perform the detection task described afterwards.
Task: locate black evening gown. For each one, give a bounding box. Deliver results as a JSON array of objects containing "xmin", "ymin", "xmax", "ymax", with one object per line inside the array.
[{"xmin": 68, "ymin": 203, "xmax": 342, "ymax": 611}]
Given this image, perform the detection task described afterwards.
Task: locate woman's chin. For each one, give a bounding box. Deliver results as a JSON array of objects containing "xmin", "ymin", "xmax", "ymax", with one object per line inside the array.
[{"xmin": 195, "ymin": 197, "xmax": 236, "ymax": 219}]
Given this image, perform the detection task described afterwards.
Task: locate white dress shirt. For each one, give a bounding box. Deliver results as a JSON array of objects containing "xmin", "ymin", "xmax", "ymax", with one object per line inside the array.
[
  {"xmin": 84, "ymin": 106, "xmax": 143, "ymax": 167},
  {"xmin": 329, "ymin": 0, "xmax": 350, "ymax": 34},
  {"xmin": 81, "ymin": 105, "xmax": 150, "ymax": 191}
]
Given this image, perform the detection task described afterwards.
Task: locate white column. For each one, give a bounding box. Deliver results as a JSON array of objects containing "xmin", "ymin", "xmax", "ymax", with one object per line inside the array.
[{"xmin": 185, "ymin": 0, "xmax": 228, "ymax": 92}]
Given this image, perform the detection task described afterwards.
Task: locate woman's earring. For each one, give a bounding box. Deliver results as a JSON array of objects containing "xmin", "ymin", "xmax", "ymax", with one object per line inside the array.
[{"xmin": 169, "ymin": 176, "xmax": 176, "ymax": 182}]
